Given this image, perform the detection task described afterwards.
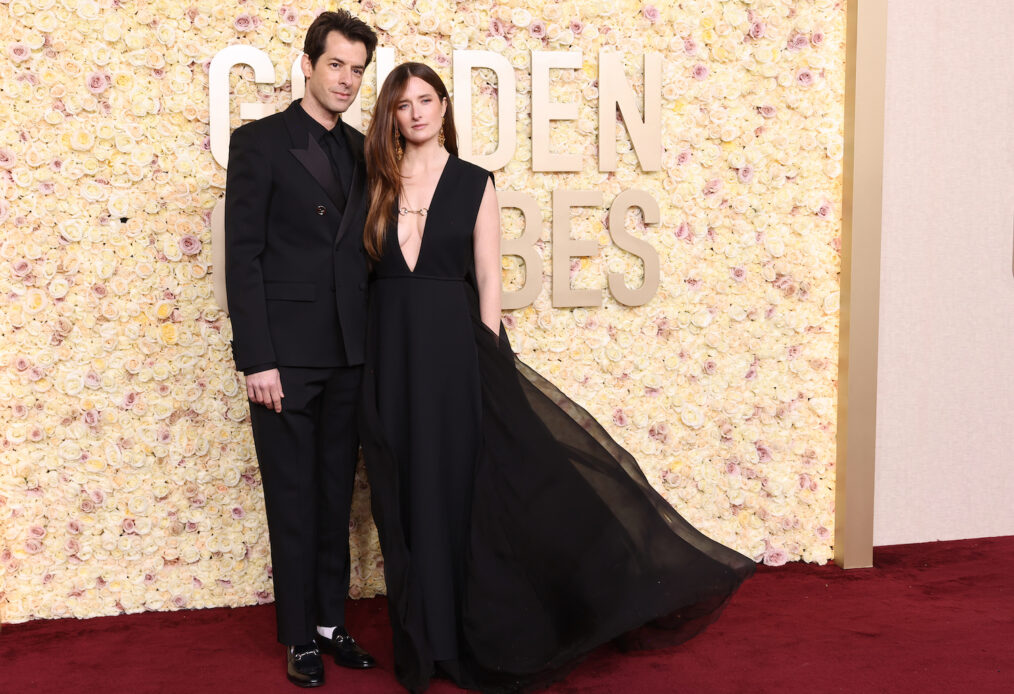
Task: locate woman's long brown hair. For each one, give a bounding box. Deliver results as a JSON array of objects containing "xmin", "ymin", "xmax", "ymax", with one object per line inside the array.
[{"xmin": 364, "ymin": 62, "xmax": 458, "ymax": 262}]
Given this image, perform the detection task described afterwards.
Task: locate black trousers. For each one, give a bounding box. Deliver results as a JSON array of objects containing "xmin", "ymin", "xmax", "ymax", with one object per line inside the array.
[{"xmin": 248, "ymin": 364, "xmax": 362, "ymax": 645}]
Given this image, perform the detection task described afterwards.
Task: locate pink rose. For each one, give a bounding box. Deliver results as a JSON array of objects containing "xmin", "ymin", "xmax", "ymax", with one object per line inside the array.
[
  {"xmin": 65, "ymin": 538, "xmax": 81, "ymax": 554},
  {"xmin": 25, "ymin": 538, "xmax": 44, "ymax": 554},
  {"xmin": 763, "ymin": 545, "xmax": 788, "ymax": 566},
  {"xmin": 691, "ymin": 63, "xmax": 709, "ymax": 80},
  {"xmin": 529, "ymin": 21, "xmax": 546, "ymax": 39},
  {"xmin": 11, "ymin": 259, "xmax": 31, "ymax": 277},
  {"xmin": 172, "ymin": 595, "xmax": 187, "ymax": 608},
  {"xmin": 702, "ymin": 178, "xmax": 722, "ymax": 196},
  {"xmin": 8, "ymin": 43, "xmax": 31, "ymax": 63},
  {"xmin": 67, "ymin": 520, "xmax": 82, "ymax": 534},
  {"xmin": 234, "ymin": 13, "xmax": 254, "ymax": 32},
  {"xmin": 810, "ymin": 31, "xmax": 825, "ymax": 47},
  {"xmin": 29, "ymin": 525, "xmax": 46, "ymax": 539},
  {"xmin": 797, "ymin": 70, "xmax": 814, "ymax": 86},
  {"xmin": 730, "ymin": 266, "xmax": 746, "ymax": 282},
  {"xmin": 737, "ymin": 165, "xmax": 755, "ymax": 184},
  {"xmin": 123, "ymin": 391, "xmax": 138, "ymax": 409},
  {"xmin": 748, "ymin": 21, "xmax": 766, "ymax": 39},
  {"xmin": 755, "ymin": 441, "xmax": 773, "ymax": 463},
  {"xmin": 648, "ymin": 422, "xmax": 669, "ymax": 443},
  {"xmin": 642, "ymin": 5, "xmax": 659, "ymax": 23},
  {"xmin": 570, "ymin": 20, "xmax": 584, "ymax": 35},
  {"xmin": 0, "ymin": 148, "xmax": 15, "ymax": 169},
  {"xmin": 28, "ymin": 426, "xmax": 44, "ymax": 441},
  {"xmin": 816, "ymin": 201, "xmax": 833, "ymax": 218},
  {"xmin": 612, "ymin": 408, "xmax": 629, "ymax": 427},
  {"xmin": 122, "ymin": 518, "xmax": 136, "ymax": 533},
  {"xmin": 675, "ymin": 221, "xmax": 693, "ymax": 241},
  {"xmin": 676, "ymin": 149, "xmax": 692, "ymax": 165},
  {"xmin": 816, "ymin": 526, "xmax": 831, "ymax": 540},
  {"xmin": 489, "ymin": 18, "xmax": 506, "ymax": 38},
  {"xmin": 84, "ymin": 370, "xmax": 101, "ymax": 389},
  {"xmin": 725, "ymin": 461, "xmax": 740, "ymax": 476},
  {"xmin": 703, "ymin": 360, "xmax": 717, "ymax": 375},
  {"xmin": 280, "ymin": 7, "xmax": 298, "ymax": 25},
  {"xmin": 757, "ymin": 105, "xmax": 776, "ymax": 118},
  {"xmin": 179, "ymin": 234, "xmax": 202, "ymax": 255},
  {"xmin": 231, "ymin": 506, "xmax": 246, "ymax": 519},
  {"xmin": 787, "ymin": 32, "xmax": 809, "ymax": 51},
  {"xmin": 256, "ymin": 590, "xmax": 272, "ymax": 604},
  {"xmin": 682, "ymin": 37, "xmax": 697, "ymax": 55},
  {"xmin": 85, "ymin": 71, "xmax": 110, "ymax": 95}
]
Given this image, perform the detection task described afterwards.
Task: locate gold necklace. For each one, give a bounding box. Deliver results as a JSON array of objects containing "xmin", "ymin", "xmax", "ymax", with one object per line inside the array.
[{"xmin": 398, "ymin": 205, "xmax": 428, "ymax": 217}]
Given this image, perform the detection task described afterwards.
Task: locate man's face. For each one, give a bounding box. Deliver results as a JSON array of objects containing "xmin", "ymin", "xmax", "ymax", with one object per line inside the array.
[{"xmin": 301, "ymin": 31, "xmax": 367, "ymax": 117}]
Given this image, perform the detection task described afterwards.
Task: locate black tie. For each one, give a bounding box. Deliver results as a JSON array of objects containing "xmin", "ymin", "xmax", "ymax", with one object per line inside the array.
[{"xmin": 323, "ymin": 127, "xmax": 350, "ymax": 213}]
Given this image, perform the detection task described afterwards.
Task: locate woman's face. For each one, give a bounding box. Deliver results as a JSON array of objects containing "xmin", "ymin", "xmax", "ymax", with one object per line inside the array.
[{"xmin": 394, "ymin": 76, "xmax": 447, "ymax": 147}]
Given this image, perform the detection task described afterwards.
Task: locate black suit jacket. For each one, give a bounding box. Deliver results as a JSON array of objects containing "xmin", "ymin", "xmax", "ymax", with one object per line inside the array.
[{"xmin": 225, "ymin": 101, "xmax": 369, "ymax": 370}]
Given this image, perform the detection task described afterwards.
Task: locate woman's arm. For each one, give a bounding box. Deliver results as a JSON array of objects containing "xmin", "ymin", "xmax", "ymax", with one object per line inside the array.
[{"xmin": 473, "ymin": 177, "xmax": 502, "ymax": 335}]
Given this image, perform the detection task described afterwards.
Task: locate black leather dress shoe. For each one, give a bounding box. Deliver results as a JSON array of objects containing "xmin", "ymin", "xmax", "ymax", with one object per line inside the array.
[
  {"xmin": 316, "ymin": 627, "xmax": 377, "ymax": 669},
  {"xmin": 286, "ymin": 643, "xmax": 324, "ymax": 688}
]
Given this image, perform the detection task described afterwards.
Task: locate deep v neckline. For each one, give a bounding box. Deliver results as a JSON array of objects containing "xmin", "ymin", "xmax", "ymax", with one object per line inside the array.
[{"xmin": 398, "ymin": 156, "xmax": 452, "ymax": 274}]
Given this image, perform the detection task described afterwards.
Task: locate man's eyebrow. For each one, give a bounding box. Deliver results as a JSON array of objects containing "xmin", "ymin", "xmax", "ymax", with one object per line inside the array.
[{"xmin": 324, "ymin": 55, "xmax": 365, "ymax": 68}]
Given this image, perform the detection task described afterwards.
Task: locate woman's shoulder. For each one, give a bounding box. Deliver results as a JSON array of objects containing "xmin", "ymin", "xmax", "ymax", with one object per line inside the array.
[{"xmin": 449, "ymin": 154, "xmax": 494, "ymax": 185}]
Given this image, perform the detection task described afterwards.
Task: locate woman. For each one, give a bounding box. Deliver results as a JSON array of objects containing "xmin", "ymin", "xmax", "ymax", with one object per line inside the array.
[{"xmin": 360, "ymin": 62, "xmax": 754, "ymax": 693}]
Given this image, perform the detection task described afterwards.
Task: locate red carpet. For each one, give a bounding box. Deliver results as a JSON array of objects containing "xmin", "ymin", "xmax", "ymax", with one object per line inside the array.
[{"xmin": 2, "ymin": 537, "xmax": 1011, "ymax": 693}]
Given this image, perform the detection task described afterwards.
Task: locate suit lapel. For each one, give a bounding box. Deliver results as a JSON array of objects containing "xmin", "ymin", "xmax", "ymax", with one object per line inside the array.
[
  {"xmin": 283, "ymin": 103, "xmax": 344, "ymax": 210},
  {"xmin": 334, "ymin": 120, "xmax": 366, "ymax": 246}
]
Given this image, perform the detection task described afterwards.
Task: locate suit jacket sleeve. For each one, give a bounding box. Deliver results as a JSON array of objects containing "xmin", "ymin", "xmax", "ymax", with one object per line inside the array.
[{"xmin": 224, "ymin": 123, "xmax": 276, "ymax": 371}]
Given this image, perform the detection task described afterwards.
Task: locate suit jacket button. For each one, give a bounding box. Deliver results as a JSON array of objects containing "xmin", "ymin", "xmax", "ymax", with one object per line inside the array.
[{"xmin": 316, "ymin": 205, "xmax": 326, "ymax": 215}]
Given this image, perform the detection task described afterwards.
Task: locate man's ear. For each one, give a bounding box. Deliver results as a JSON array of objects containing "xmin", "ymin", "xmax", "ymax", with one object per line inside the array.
[{"xmin": 301, "ymin": 53, "xmax": 313, "ymax": 80}]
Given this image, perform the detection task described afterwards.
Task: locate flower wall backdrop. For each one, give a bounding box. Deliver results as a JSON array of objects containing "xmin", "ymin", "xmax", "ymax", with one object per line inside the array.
[{"xmin": 0, "ymin": 0, "xmax": 845, "ymax": 623}]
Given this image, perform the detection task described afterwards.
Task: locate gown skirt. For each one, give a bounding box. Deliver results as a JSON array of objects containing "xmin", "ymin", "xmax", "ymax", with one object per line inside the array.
[{"xmin": 359, "ymin": 155, "xmax": 755, "ymax": 693}]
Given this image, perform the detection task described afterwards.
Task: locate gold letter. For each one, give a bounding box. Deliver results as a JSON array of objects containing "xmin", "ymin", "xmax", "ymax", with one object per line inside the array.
[
  {"xmin": 598, "ymin": 51, "xmax": 662, "ymax": 172},
  {"xmin": 499, "ymin": 191, "xmax": 543, "ymax": 310},
  {"xmin": 552, "ymin": 190, "xmax": 602, "ymax": 307},
  {"xmin": 453, "ymin": 50, "xmax": 517, "ymax": 171},
  {"xmin": 532, "ymin": 51, "xmax": 583, "ymax": 172},
  {"xmin": 209, "ymin": 46, "xmax": 275, "ymax": 168},
  {"xmin": 607, "ymin": 189, "xmax": 660, "ymax": 306}
]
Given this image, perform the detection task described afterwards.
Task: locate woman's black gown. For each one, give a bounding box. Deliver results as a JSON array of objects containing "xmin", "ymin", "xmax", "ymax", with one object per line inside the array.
[{"xmin": 360, "ymin": 155, "xmax": 754, "ymax": 693}]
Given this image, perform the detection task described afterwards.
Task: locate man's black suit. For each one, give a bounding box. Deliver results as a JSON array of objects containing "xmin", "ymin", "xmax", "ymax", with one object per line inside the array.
[{"xmin": 225, "ymin": 100, "xmax": 368, "ymax": 645}]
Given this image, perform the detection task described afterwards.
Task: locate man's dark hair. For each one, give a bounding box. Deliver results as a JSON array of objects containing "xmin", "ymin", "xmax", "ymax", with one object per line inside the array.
[{"xmin": 304, "ymin": 10, "xmax": 378, "ymax": 67}]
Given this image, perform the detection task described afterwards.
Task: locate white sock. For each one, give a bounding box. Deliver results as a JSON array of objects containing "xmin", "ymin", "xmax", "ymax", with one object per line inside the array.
[{"xmin": 316, "ymin": 625, "xmax": 337, "ymax": 639}]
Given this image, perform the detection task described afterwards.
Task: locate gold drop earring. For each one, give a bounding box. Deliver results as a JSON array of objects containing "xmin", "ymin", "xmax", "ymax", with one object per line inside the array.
[
  {"xmin": 437, "ymin": 116, "xmax": 445, "ymax": 148},
  {"xmin": 394, "ymin": 127, "xmax": 403, "ymax": 161}
]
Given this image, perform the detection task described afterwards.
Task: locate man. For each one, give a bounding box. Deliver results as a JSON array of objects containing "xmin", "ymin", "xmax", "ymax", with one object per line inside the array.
[{"xmin": 224, "ymin": 11, "xmax": 378, "ymax": 688}]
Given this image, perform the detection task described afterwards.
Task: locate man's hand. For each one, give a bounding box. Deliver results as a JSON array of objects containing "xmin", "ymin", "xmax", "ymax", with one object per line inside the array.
[{"xmin": 246, "ymin": 368, "xmax": 284, "ymax": 412}]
